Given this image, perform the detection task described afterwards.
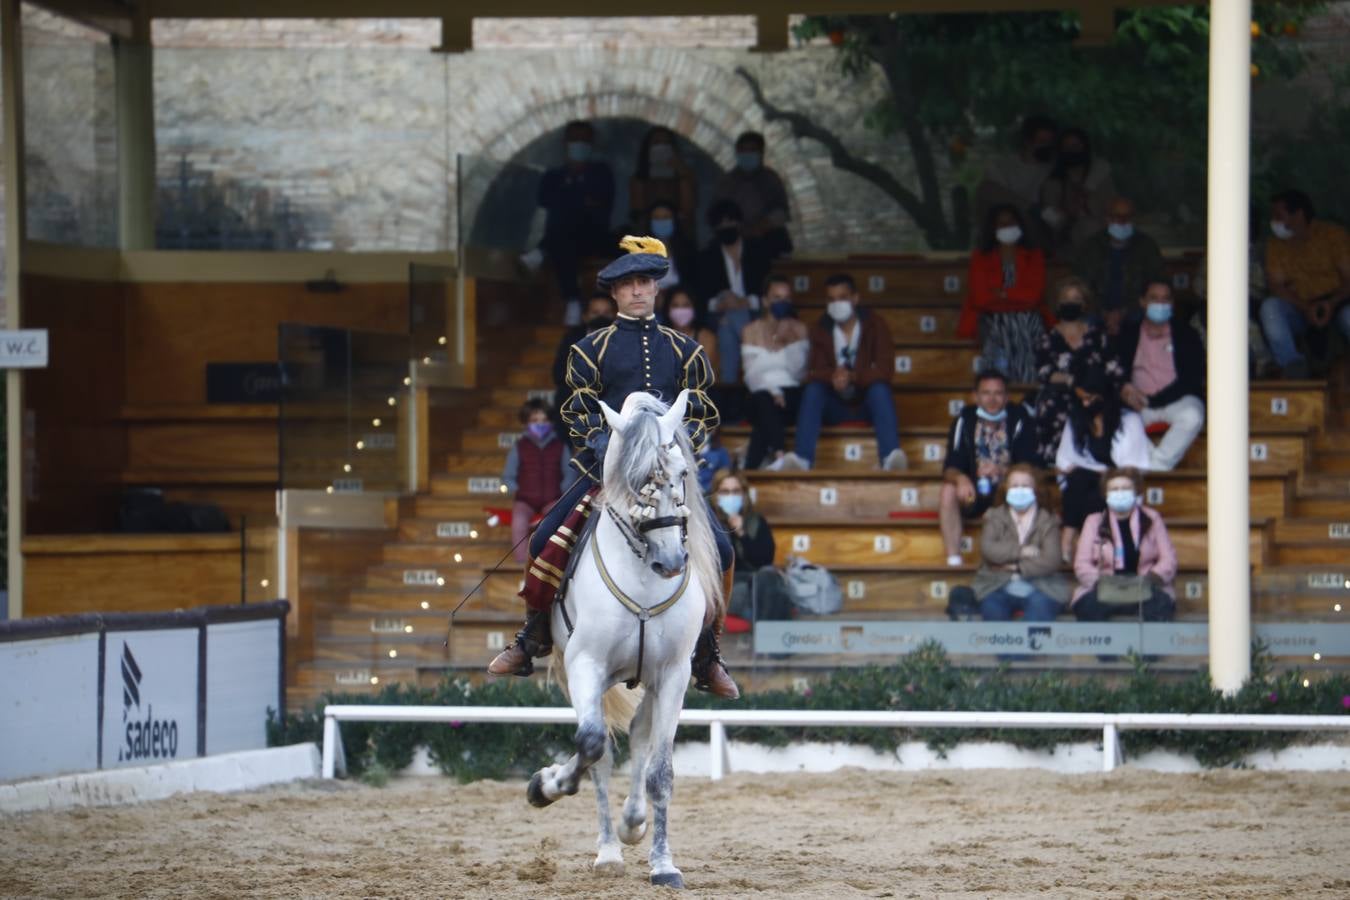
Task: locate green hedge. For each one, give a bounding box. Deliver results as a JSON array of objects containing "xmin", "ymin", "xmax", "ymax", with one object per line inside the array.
[{"xmin": 269, "ymin": 643, "xmax": 1350, "ymax": 778}]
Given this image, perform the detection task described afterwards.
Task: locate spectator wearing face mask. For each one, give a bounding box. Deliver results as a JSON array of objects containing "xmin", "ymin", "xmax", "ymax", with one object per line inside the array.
[
  {"xmin": 939, "ymin": 370, "xmax": 1039, "ymax": 567},
  {"xmin": 502, "ymin": 399, "xmax": 578, "ymax": 564},
  {"xmin": 1056, "ymin": 363, "xmax": 1152, "ymax": 563},
  {"xmin": 1038, "ymin": 127, "xmax": 1116, "ymax": 258},
  {"xmin": 708, "ymin": 469, "xmax": 793, "ymax": 624},
  {"xmin": 1034, "ymin": 276, "xmax": 1125, "ymax": 467},
  {"xmin": 771, "ymin": 274, "xmax": 905, "ymax": 473},
  {"xmin": 659, "ymin": 285, "xmax": 719, "ymax": 374},
  {"xmin": 975, "ymin": 114, "xmax": 1058, "ymax": 227},
  {"xmin": 1117, "ymin": 279, "xmax": 1206, "ymax": 471},
  {"xmin": 520, "ymin": 120, "xmax": 615, "ymax": 326},
  {"xmin": 1072, "ymin": 468, "xmax": 1177, "ymax": 623},
  {"xmin": 710, "ymin": 131, "xmax": 792, "ymax": 260},
  {"xmin": 695, "ymin": 199, "xmax": 772, "ymax": 384},
  {"xmin": 970, "ymin": 464, "xmax": 1070, "ymax": 622},
  {"xmin": 1259, "ymin": 189, "xmax": 1350, "ymax": 378},
  {"xmin": 740, "ymin": 274, "xmax": 810, "ymax": 469},
  {"xmin": 647, "ymin": 201, "xmax": 697, "ymax": 291},
  {"xmin": 1070, "ymin": 196, "xmax": 1164, "ymax": 336},
  {"xmin": 630, "ymin": 126, "xmax": 697, "ymax": 237},
  {"xmin": 959, "ymin": 203, "xmax": 1052, "ymax": 384}
]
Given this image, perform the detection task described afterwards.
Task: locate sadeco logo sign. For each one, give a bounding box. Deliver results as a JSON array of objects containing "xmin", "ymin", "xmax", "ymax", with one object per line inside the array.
[{"xmin": 117, "ymin": 642, "xmax": 182, "ymax": 763}]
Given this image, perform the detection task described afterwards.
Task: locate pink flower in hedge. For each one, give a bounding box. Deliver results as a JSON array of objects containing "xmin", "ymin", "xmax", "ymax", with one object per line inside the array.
[
  {"xmin": 450, "ymin": 721, "xmax": 463, "ymax": 728},
  {"xmin": 1341, "ymin": 695, "xmax": 1350, "ymax": 710},
  {"xmin": 1267, "ymin": 692, "xmax": 1278, "ymax": 703}
]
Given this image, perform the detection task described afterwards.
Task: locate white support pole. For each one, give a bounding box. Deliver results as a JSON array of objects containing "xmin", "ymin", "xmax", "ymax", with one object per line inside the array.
[
  {"xmin": 2, "ymin": 0, "xmax": 27, "ymax": 619},
  {"xmin": 708, "ymin": 720, "xmax": 728, "ymax": 781},
  {"xmin": 1206, "ymin": 0, "xmax": 1253, "ymax": 693},
  {"xmin": 321, "ymin": 714, "xmax": 338, "ymax": 779},
  {"xmin": 1101, "ymin": 723, "xmax": 1120, "ymax": 773}
]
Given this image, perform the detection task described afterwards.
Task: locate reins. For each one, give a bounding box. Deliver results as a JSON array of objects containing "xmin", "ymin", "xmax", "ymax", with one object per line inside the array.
[{"xmin": 590, "ymin": 530, "xmax": 690, "ymax": 689}]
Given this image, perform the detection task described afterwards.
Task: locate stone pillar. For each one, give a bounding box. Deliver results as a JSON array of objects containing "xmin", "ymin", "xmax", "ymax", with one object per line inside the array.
[{"xmin": 116, "ymin": 12, "xmax": 155, "ymax": 250}]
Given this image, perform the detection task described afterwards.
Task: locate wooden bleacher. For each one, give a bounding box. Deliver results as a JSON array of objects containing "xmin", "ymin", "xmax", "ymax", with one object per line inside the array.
[{"xmin": 275, "ymin": 253, "xmax": 1350, "ymax": 707}]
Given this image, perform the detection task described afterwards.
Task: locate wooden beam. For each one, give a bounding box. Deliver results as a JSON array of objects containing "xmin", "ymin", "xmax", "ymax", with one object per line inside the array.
[
  {"xmin": 752, "ymin": 12, "xmax": 788, "ymax": 53},
  {"xmin": 25, "ymin": 0, "xmax": 134, "ymax": 38},
  {"xmin": 431, "ymin": 15, "xmax": 471, "ymax": 53}
]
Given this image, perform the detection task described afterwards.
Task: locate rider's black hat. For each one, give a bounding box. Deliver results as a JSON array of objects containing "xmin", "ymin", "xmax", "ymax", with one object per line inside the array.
[{"xmin": 596, "ymin": 235, "xmax": 670, "ymax": 290}]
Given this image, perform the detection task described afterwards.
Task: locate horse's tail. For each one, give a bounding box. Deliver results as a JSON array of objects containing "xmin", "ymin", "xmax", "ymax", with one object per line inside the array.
[{"xmin": 548, "ymin": 650, "xmax": 644, "ymax": 738}]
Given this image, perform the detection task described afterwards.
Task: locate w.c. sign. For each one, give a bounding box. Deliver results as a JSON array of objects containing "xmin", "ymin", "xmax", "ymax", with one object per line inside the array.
[{"xmin": 0, "ymin": 329, "xmax": 48, "ymax": 368}]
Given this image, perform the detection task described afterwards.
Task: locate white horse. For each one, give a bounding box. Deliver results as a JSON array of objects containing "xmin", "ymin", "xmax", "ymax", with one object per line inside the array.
[{"xmin": 526, "ymin": 389, "xmax": 722, "ymax": 890}]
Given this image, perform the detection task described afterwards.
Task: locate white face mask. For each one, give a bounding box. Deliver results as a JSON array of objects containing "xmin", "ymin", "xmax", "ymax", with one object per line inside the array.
[
  {"xmin": 1270, "ymin": 220, "xmax": 1294, "ymax": 240},
  {"xmin": 1107, "ymin": 222, "xmax": 1134, "ymax": 241},
  {"xmin": 995, "ymin": 225, "xmax": 1023, "ymax": 245},
  {"xmin": 1005, "ymin": 486, "xmax": 1036, "ymax": 511},
  {"xmin": 1106, "ymin": 489, "xmax": 1137, "ymax": 514},
  {"xmin": 827, "ymin": 299, "xmax": 854, "ymax": 323}
]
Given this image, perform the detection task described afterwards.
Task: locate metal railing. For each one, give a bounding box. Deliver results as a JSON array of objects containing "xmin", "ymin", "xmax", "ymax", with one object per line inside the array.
[{"xmin": 320, "ymin": 704, "xmax": 1350, "ymax": 779}]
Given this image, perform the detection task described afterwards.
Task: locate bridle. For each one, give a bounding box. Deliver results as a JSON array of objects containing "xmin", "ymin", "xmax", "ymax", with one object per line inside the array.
[{"xmin": 597, "ymin": 444, "xmax": 693, "ymax": 688}]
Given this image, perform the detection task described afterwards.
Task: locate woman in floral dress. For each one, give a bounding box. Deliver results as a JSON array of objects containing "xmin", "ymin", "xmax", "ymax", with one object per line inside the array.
[{"xmin": 1034, "ymin": 276, "xmax": 1124, "ymax": 466}]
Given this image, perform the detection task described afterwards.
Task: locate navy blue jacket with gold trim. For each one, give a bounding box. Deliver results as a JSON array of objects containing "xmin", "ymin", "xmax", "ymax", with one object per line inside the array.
[{"xmin": 561, "ymin": 313, "xmax": 719, "ymax": 470}]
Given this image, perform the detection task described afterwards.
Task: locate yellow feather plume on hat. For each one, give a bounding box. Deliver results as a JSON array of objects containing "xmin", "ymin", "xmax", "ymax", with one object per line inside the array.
[{"xmin": 617, "ymin": 235, "xmax": 668, "ymax": 258}]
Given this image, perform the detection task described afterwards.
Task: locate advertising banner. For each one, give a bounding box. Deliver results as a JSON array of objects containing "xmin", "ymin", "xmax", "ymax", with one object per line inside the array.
[
  {"xmin": 0, "ymin": 633, "xmax": 101, "ymax": 781},
  {"xmin": 101, "ymin": 629, "xmax": 201, "ymax": 768},
  {"xmin": 206, "ymin": 619, "xmax": 282, "ymax": 755}
]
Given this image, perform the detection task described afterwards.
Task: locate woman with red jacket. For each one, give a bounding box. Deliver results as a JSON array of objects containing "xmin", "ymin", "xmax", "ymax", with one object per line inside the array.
[{"xmin": 958, "ymin": 203, "xmax": 1053, "ymax": 384}]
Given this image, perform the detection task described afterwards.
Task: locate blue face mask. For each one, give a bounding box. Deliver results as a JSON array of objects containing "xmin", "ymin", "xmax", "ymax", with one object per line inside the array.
[
  {"xmin": 735, "ymin": 151, "xmax": 761, "ymax": 172},
  {"xmin": 1107, "ymin": 489, "xmax": 1137, "ymax": 514},
  {"xmin": 769, "ymin": 299, "xmax": 794, "ymax": 320},
  {"xmin": 649, "ymin": 218, "xmax": 675, "ymax": 239},
  {"xmin": 526, "ymin": 422, "xmax": 552, "ymax": 441},
  {"xmin": 975, "ymin": 406, "xmax": 1007, "ymax": 422},
  {"xmin": 716, "ymin": 494, "xmax": 744, "ymax": 517},
  {"xmin": 566, "ymin": 141, "xmax": 592, "ymax": 163},
  {"xmin": 1145, "ymin": 302, "xmax": 1173, "ymax": 324},
  {"xmin": 1005, "ymin": 486, "xmax": 1036, "ymax": 511}
]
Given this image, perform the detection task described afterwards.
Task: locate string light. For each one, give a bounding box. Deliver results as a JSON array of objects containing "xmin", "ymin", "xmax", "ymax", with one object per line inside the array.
[
  {"xmin": 422, "ymin": 356, "xmax": 431, "ymax": 365},
  {"xmin": 404, "ymin": 625, "xmax": 414, "ymax": 634},
  {"xmin": 402, "ymin": 377, "xmax": 412, "ymax": 386},
  {"xmin": 388, "ymin": 649, "xmax": 398, "ymax": 659},
  {"xmin": 437, "ymin": 335, "xmax": 447, "ymax": 345},
  {"xmin": 1302, "ymin": 678, "xmax": 1311, "ymax": 688},
  {"xmin": 469, "ymin": 529, "xmax": 479, "ymax": 539},
  {"xmin": 343, "ymin": 463, "xmax": 352, "ymax": 473},
  {"xmin": 436, "ymin": 576, "xmax": 446, "ymax": 586},
  {"xmin": 260, "ymin": 578, "xmax": 270, "ymax": 588},
  {"xmin": 372, "ymin": 418, "xmax": 382, "ymax": 427},
  {"xmin": 1313, "ymin": 653, "xmax": 1322, "ymax": 661},
  {"xmin": 387, "ymin": 396, "xmax": 398, "ymax": 406},
  {"xmin": 453, "ymin": 553, "xmax": 463, "ymax": 563},
  {"xmin": 1336, "ymin": 604, "xmax": 1343, "ymax": 613},
  {"xmin": 498, "ymin": 484, "xmax": 508, "ymax": 493},
  {"xmin": 355, "ymin": 440, "xmax": 365, "ymax": 450},
  {"xmin": 420, "ymin": 601, "xmax": 430, "ymax": 610},
  {"xmin": 370, "ymin": 676, "xmax": 380, "ymax": 685},
  {"xmin": 326, "ymin": 485, "xmax": 335, "ymax": 494}
]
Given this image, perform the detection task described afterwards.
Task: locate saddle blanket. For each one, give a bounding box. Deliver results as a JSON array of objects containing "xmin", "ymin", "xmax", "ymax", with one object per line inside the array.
[{"xmin": 520, "ymin": 487, "xmax": 598, "ymax": 612}]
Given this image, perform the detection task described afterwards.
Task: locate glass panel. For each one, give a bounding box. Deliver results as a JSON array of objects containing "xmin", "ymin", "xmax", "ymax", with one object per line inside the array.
[
  {"xmin": 408, "ymin": 262, "xmax": 453, "ymax": 367},
  {"xmin": 21, "ymin": 3, "xmax": 117, "ymax": 247},
  {"xmin": 457, "ymin": 152, "xmax": 546, "ymax": 273},
  {"xmin": 278, "ymin": 323, "xmax": 411, "ymax": 494}
]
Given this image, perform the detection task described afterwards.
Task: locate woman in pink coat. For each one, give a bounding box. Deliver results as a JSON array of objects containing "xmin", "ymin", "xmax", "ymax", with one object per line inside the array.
[{"xmin": 1072, "ymin": 467, "xmax": 1177, "ymax": 621}]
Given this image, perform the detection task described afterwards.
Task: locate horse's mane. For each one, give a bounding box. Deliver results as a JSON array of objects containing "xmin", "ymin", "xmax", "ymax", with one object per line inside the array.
[{"xmin": 597, "ymin": 393, "xmax": 723, "ymax": 620}]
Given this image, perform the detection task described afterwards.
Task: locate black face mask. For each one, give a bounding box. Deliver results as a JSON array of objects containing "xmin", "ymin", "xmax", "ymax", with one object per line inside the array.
[
  {"xmin": 1058, "ymin": 303, "xmax": 1084, "ymax": 322},
  {"xmin": 1082, "ymin": 399, "xmax": 1105, "ymax": 416},
  {"xmin": 585, "ymin": 315, "xmax": 613, "ymax": 331},
  {"xmin": 716, "ymin": 226, "xmax": 740, "ymax": 246},
  {"xmin": 1032, "ymin": 145, "xmax": 1054, "ymax": 164},
  {"xmin": 1059, "ymin": 150, "xmax": 1089, "ymax": 169}
]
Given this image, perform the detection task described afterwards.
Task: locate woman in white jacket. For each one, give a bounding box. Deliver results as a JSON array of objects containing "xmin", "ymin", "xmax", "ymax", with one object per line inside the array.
[
  {"xmin": 1055, "ymin": 363, "xmax": 1151, "ymax": 560},
  {"xmin": 740, "ymin": 275, "xmax": 810, "ymax": 468}
]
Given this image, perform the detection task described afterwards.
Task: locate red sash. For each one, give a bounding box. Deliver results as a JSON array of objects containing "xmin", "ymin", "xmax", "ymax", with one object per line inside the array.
[{"xmin": 519, "ymin": 487, "xmax": 598, "ymax": 612}]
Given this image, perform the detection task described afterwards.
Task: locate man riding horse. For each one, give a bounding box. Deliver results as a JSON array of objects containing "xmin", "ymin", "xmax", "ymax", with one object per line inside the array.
[{"xmin": 488, "ymin": 235, "xmax": 741, "ymax": 700}]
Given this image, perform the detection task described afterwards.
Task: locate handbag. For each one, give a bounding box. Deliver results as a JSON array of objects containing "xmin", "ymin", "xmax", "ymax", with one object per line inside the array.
[
  {"xmin": 1095, "ymin": 574, "xmax": 1153, "ymax": 606},
  {"xmin": 783, "ymin": 556, "xmax": 843, "ymax": 616}
]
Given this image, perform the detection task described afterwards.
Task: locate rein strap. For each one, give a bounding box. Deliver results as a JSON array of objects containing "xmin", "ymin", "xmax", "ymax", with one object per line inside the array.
[{"xmin": 590, "ymin": 529, "xmax": 690, "ymax": 689}]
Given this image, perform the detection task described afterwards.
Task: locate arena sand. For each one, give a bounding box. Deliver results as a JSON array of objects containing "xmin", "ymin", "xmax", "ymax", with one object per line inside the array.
[{"xmin": 2, "ymin": 768, "xmax": 1349, "ymax": 898}]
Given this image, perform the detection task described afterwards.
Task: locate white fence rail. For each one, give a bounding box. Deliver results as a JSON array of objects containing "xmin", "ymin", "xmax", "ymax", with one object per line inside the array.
[{"xmin": 321, "ymin": 705, "xmax": 1350, "ymax": 778}]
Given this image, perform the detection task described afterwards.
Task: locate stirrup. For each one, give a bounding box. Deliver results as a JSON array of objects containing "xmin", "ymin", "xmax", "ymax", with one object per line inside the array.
[{"xmin": 510, "ymin": 611, "xmax": 554, "ymax": 668}]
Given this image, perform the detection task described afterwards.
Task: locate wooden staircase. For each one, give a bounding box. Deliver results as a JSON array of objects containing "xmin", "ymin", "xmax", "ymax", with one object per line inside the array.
[{"xmin": 287, "ymin": 260, "xmax": 1350, "ymax": 707}]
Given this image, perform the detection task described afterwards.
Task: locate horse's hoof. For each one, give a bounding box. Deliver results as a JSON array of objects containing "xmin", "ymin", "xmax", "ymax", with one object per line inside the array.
[
  {"xmin": 651, "ymin": 871, "xmax": 685, "ymax": 889},
  {"xmin": 526, "ymin": 772, "xmax": 554, "ymax": 808},
  {"xmin": 593, "ymin": 858, "xmax": 625, "ymax": 877},
  {"xmin": 617, "ymin": 819, "xmax": 646, "ymax": 845}
]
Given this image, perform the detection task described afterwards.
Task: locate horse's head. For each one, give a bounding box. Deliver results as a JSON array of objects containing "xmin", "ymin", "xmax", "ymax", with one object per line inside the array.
[{"xmin": 599, "ymin": 390, "xmax": 695, "ymax": 579}]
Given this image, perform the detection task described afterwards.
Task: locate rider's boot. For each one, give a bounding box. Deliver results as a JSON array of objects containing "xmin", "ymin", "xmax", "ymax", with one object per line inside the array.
[
  {"xmin": 487, "ymin": 608, "xmax": 553, "ymax": 676},
  {"xmin": 691, "ymin": 569, "xmax": 740, "ymax": 699}
]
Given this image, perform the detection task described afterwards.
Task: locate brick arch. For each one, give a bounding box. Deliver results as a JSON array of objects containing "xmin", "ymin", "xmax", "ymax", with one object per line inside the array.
[{"xmin": 448, "ymin": 50, "xmax": 828, "ymax": 249}]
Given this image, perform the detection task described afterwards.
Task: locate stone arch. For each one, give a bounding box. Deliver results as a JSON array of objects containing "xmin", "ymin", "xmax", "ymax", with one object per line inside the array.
[{"xmin": 447, "ymin": 49, "xmax": 829, "ymax": 250}]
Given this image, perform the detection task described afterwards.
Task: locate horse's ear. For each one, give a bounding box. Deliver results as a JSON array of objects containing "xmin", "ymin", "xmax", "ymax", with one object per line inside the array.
[
  {"xmin": 600, "ymin": 399, "xmax": 625, "ymax": 435},
  {"xmin": 658, "ymin": 390, "xmax": 689, "ymax": 442}
]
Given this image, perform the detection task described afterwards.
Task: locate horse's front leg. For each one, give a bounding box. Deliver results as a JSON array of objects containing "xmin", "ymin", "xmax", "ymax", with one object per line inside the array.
[
  {"xmin": 527, "ymin": 659, "xmax": 606, "ymax": 808},
  {"xmin": 644, "ymin": 670, "xmax": 691, "ymax": 889},
  {"xmin": 590, "ymin": 738, "xmax": 624, "ymax": 875},
  {"xmin": 618, "ymin": 687, "xmax": 655, "ymax": 845}
]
